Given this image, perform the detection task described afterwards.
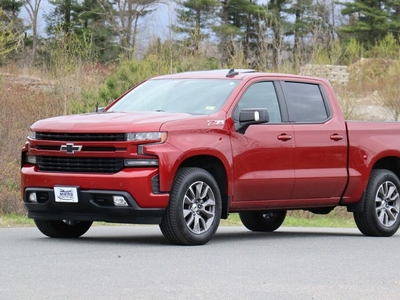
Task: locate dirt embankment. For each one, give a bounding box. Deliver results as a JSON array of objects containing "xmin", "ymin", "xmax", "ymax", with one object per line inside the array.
[{"xmin": 0, "ymin": 72, "xmax": 55, "ymax": 93}]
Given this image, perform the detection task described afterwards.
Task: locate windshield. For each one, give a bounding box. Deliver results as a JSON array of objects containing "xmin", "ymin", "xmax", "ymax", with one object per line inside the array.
[{"xmin": 108, "ymin": 79, "xmax": 239, "ymax": 114}]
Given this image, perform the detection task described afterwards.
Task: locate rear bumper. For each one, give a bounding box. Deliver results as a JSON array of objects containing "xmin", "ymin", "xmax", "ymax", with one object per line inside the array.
[{"xmin": 22, "ymin": 166, "xmax": 170, "ymax": 224}]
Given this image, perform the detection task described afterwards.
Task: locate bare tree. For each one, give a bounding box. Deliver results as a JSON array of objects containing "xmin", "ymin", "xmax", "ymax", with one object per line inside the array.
[
  {"xmin": 377, "ymin": 61, "xmax": 400, "ymax": 121},
  {"xmin": 23, "ymin": 0, "xmax": 42, "ymax": 65},
  {"xmin": 97, "ymin": 0, "xmax": 164, "ymax": 58}
]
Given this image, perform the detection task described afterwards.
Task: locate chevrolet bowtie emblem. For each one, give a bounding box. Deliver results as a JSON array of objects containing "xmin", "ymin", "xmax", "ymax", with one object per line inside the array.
[{"xmin": 60, "ymin": 143, "xmax": 82, "ymax": 154}]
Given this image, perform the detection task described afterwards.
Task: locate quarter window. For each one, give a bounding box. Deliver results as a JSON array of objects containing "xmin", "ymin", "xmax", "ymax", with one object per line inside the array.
[{"xmin": 284, "ymin": 82, "xmax": 328, "ymax": 122}]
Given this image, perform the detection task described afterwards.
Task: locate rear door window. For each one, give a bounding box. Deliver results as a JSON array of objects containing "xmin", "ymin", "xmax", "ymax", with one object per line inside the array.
[{"xmin": 282, "ymin": 82, "xmax": 329, "ymax": 123}]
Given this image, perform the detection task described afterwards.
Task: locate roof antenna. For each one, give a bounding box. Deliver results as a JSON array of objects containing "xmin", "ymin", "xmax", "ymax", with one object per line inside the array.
[{"xmin": 226, "ymin": 68, "xmax": 239, "ymax": 77}]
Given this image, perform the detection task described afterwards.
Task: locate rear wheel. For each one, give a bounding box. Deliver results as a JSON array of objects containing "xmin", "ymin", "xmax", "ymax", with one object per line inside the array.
[
  {"xmin": 354, "ymin": 169, "xmax": 400, "ymax": 236},
  {"xmin": 239, "ymin": 210, "xmax": 287, "ymax": 232},
  {"xmin": 34, "ymin": 219, "xmax": 92, "ymax": 238},
  {"xmin": 160, "ymin": 167, "xmax": 221, "ymax": 245}
]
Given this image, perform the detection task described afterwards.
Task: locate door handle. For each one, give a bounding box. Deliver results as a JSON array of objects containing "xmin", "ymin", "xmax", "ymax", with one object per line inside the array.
[
  {"xmin": 277, "ymin": 134, "xmax": 292, "ymax": 141},
  {"xmin": 330, "ymin": 134, "xmax": 344, "ymax": 141}
]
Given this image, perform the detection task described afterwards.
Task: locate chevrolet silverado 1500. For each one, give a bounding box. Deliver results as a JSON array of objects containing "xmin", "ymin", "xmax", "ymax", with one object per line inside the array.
[{"xmin": 21, "ymin": 69, "xmax": 400, "ymax": 245}]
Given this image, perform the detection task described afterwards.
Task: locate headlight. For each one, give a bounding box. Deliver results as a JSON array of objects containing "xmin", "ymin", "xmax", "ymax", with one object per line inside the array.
[
  {"xmin": 125, "ymin": 132, "xmax": 167, "ymax": 143},
  {"xmin": 29, "ymin": 131, "xmax": 36, "ymax": 139}
]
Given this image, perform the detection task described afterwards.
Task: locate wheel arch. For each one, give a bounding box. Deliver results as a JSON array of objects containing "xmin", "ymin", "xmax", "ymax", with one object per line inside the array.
[
  {"xmin": 178, "ymin": 155, "xmax": 230, "ymax": 219},
  {"xmin": 348, "ymin": 157, "xmax": 400, "ymax": 212},
  {"xmin": 372, "ymin": 156, "xmax": 400, "ymax": 179},
  {"xmin": 353, "ymin": 168, "xmax": 400, "ymax": 236}
]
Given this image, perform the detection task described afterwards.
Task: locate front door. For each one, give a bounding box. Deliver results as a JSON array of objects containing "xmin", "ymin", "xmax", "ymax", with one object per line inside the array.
[{"xmin": 230, "ymin": 80, "xmax": 296, "ymax": 203}]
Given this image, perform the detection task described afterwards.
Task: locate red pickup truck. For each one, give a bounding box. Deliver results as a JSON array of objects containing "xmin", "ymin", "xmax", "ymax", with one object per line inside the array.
[{"xmin": 21, "ymin": 69, "xmax": 400, "ymax": 245}]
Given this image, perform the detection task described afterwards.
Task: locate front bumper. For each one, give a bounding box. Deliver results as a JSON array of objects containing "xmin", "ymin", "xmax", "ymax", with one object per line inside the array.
[
  {"xmin": 24, "ymin": 188, "xmax": 164, "ymax": 224},
  {"xmin": 22, "ymin": 166, "xmax": 170, "ymax": 224}
]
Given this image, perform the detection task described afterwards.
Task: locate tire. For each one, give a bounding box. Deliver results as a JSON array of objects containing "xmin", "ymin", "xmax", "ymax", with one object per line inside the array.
[
  {"xmin": 239, "ymin": 210, "xmax": 287, "ymax": 232},
  {"xmin": 160, "ymin": 167, "xmax": 222, "ymax": 245},
  {"xmin": 354, "ymin": 169, "xmax": 400, "ymax": 237},
  {"xmin": 34, "ymin": 219, "xmax": 92, "ymax": 238}
]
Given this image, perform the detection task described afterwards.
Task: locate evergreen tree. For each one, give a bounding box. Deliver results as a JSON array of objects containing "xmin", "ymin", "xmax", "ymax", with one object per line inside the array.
[
  {"xmin": 239, "ymin": 0, "xmax": 266, "ymax": 62},
  {"xmin": 0, "ymin": 0, "xmax": 24, "ymax": 32},
  {"xmin": 266, "ymin": 0, "xmax": 287, "ymax": 70},
  {"xmin": 213, "ymin": 0, "xmax": 240, "ymax": 64},
  {"xmin": 46, "ymin": 0, "xmax": 119, "ymax": 62},
  {"xmin": 96, "ymin": 0, "xmax": 163, "ymax": 59},
  {"xmin": 286, "ymin": 0, "xmax": 312, "ymax": 68},
  {"xmin": 73, "ymin": 0, "xmax": 119, "ymax": 62},
  {"xmin": 173, "ymin": 0, "xmax": 219, "ymax": 53},
  {"xmin": 214, "ymin": 0, "xmax": 265, "ymax": 65},
  {"xmin": 338, "ymin": 0, "xmax": 400, "ymax": 46},
  {"xmin": 0, "ymin": 7, "xmax": 21, "ymax": 63},
  {"xmin": 0, "ymin": 0, "xmax": 24, "ymax": 63},
  {"xmin": 0, "ymin": 0, "xmax": 23, "ymax": 19},
  {"xmin": 286, "ymin": 0, "xmax": 335, "ymax": 68},
  {"xmin": 45, "ymin": 0, "xmax": 77, "ymax": 35}
]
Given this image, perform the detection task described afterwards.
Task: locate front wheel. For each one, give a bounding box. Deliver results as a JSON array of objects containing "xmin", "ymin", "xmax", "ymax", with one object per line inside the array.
[
  {"xmin": 354, "ymin": 169, "xmax": 400, "ymax": 237},
  {"xmin": 160, "ymin": 167, "xmax": 222, "ymax": 245},
  {"xmin": 34, "ymin": 219, "xmax": 92, "ymax": 238},
  {"xmin": 239, "ymin": 210, "xmax": 287, "ymax": 232}
]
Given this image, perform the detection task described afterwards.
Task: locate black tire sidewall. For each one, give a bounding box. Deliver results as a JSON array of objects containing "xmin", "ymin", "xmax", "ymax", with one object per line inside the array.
[
  {"xmin": 34, "ymin": 219, "xmax": 92, "ymax": 238},
  {"xmin": 366, "ymin": 170, "xmax": 400, "ymax": 236},
  {"xmin": 169, "ymin": 168, "xmax": 222, "ymax": 245},
  {"xmin": 261, "ymin": 210, "xmax": 287, "ymax": 231},
  {"xmin": 239, "ymin": 210, "xmax": 286, "ymax": 232}
]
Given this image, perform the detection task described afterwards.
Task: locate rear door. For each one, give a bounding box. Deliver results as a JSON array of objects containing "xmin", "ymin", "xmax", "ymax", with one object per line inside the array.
[
  {"xmin": 230, "ymin": 79, "xmax": 295, "ymax": 202},
  {"xmin": 281, "ymin": 81, "xmax": 348, "ymax": 200}
]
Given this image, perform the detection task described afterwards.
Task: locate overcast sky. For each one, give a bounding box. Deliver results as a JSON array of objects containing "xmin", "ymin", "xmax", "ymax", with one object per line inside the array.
[{"xmin": 20, "ymin": 0, "xmax": 175, "ymax": 39}]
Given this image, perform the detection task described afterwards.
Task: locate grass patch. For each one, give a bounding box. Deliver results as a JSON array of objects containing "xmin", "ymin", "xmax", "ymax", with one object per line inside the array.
[
  {"xmin": 0, "ymin": 213, "xmax": 34, "ymax": 227},
  {"xmin": 282, "ymin": 215, "xmax": 356, "ymax": 228},
  {"xmin": 221, "ymin": 209, "xmax": 356, "ymax": 228}
]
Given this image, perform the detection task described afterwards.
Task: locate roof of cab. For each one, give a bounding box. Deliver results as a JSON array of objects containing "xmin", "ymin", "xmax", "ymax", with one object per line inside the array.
[
  {"xmin": 151, "ymin": 69, "xmax": 330, "ymax": 84},
  {"xmin": 152, "ymin": 69, "xmax": 256, "ymax": 80}
]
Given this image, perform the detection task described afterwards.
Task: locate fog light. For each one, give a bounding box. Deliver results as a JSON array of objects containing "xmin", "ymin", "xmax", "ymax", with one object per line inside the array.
[
  {"xmin": 29, "ymin": 192, "xmax": 37, "ymax": 203},
  {"xmin": 113, "ymin": 196, "xmax": 128, "ymax": 207},
  {"xmin": 26, "ymin": 156, "xmax": 37, "ymax": 164},
  {"xmin": 124, "ymin": 159, "xmax": 159, "ymax": 167}
]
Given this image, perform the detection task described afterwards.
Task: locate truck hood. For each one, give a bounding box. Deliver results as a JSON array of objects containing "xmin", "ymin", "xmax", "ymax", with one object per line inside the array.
[{"xmin": 31, "ymin": 112, "xmax": 194, "ymax": 133}]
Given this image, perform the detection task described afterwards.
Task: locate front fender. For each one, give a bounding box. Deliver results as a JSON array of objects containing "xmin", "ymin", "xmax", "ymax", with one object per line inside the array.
[{"xmin": 143, "ymin": 132, "xmax": 233, "ymax": 194}]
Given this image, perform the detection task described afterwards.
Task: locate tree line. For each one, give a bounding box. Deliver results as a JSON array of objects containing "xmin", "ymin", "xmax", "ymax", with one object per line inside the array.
[{"xmin": 1, "ymin": 0, "xmax": 400, "ymax": 69}]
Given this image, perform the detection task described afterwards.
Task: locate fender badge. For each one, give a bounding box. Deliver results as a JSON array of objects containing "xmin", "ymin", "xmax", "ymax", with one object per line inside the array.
[{"xmin": 207, "ymin": 120, "xmax": 224, "ymax": 126}]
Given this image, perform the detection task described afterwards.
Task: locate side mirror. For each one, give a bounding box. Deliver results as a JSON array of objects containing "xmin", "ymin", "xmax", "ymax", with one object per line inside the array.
[
  {"xmin": 95, "ymin": 107, "xmax": 105, "ymax": 113},
  {"xmin": 235, "ymin": 108, "xmax": 269, "ymax": 134}
]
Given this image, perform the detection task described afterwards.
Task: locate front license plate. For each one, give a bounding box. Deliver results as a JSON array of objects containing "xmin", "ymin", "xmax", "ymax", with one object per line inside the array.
[{"xmin": 54, "ymin": 186, "xmax": 79, "ymax": 203}]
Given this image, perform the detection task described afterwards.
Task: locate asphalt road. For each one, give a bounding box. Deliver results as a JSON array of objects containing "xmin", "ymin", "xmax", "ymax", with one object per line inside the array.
[{"xmin": 1, "ymin": 225, "xmax": 399, "ymax": 300}]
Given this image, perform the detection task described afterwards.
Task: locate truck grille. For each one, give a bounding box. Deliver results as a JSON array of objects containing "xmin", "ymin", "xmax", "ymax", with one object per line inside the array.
[
  {"xmin": 35, "ymin": 145, "xmax": 121, "ymax": 152},
  {"xmin": 36, "ymin": 156, "xmax": 124, "ymax": 173},
  {"xmin": 36, "ymin": 132, "xmax": 125, "ymax": 142}
]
